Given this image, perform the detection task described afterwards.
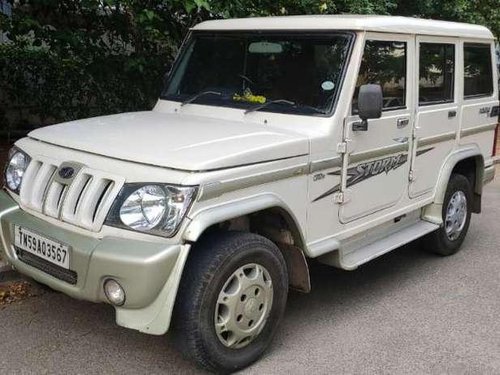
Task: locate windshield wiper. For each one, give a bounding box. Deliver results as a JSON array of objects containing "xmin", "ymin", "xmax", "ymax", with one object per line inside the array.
[
  {"xmin": 244, "ymin": 99, "xmax": 295, "ymax": 114},
  {"xmin": 244, "ymin": 100, "xmax": 326, "ymax": 115},
  {"xmin": 181, "ymin": 90, "xmax": 222, "ymax": 106},
  {"xmin": 301, "ymin": 104, "xmax": 327, "ymax": 115}
]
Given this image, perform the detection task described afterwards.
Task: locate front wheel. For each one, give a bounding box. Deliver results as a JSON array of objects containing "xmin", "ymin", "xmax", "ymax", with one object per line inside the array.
[
  {"xmin": 171, "ymin": 232, "xmax": 288, "ymax": 373},
  {"xmin": 422, "ymin": 173, "xmax": 472, "ymax": 256}
]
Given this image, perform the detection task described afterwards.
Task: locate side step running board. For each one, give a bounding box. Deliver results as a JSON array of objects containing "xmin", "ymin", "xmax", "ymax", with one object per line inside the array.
[{"xmin": 340, "ymin": 221, "xmax": 439, "ymax": 270}]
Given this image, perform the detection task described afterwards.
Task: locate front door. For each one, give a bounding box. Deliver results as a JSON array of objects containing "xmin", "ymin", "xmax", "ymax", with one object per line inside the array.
[{"xmin": 340, "ymin": 33, "xmax": 415, "ymax": 223}]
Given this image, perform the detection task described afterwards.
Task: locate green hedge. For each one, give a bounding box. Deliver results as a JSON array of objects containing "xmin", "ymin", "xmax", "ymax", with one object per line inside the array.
[
  {"xmin": 0, "ymin": 0, "xmax": 498, "ymax": 135},
  {"xmin": 0, "ymin": 42, "xmax": 167, "ymax": 132}
]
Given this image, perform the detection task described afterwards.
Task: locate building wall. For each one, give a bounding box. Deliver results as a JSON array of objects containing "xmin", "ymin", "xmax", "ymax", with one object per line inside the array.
[{"xmin": 0, "ymin": 0, "xmax": 12, "ymax": 44}]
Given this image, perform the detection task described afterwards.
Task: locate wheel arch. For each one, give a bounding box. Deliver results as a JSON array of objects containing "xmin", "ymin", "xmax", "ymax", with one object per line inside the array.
[
  {"xmin": 183, "ymin": 194, "xmax": 310, "ymax": 293},
  {"xmin": 423, "ymin": 145, "xmax": 485, "ymax": 224}
]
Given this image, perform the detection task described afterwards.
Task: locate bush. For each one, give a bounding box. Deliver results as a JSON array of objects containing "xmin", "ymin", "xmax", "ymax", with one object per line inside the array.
[
  {"xmin": 0, "ymin": 0, "xmax": 189, "ymax": 133},
  {"xmin": 0, "ymin": 0, "xmax": 497, "ymax": 135},
  {"xmin": 0, "ymin": 44, "xmax": 166, "ymax": 128}
]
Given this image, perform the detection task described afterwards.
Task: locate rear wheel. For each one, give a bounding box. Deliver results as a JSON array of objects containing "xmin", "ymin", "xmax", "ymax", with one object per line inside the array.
[
  {"xmin": 422, "ymin": 173, "xmax": 472, "ymax": 256},
  {"xmin": 171, "ymin": 231, "xmax": 288, "ymax": 373}
]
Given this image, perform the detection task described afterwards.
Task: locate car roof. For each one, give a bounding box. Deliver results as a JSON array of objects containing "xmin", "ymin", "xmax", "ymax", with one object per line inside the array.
[{"xmin": 193, "ymin": 15, "xmax": 494, "ymax": 40}]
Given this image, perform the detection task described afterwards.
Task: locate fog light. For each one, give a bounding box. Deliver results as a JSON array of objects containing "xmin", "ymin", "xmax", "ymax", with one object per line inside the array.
[{"xmin": 103, "ymin": 279, "xmax": 126, "ymax": 306}]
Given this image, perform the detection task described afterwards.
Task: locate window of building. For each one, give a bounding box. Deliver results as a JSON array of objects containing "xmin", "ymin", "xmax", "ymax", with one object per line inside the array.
[
  {"xmin": 0, "ymin": 0, "xmax": 12, "ymax": 16},
  {"xmin": 353, "ymin": 40, "xmax": 406, "ymax": 113},
  {"xmin": 464, "ymin": 43, "xmax": 493, "ymax": 98}
]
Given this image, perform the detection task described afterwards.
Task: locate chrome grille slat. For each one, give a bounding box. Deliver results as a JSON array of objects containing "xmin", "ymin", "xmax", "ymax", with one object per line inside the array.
[
  {"xmin": 75, "ymin": 177, "xmax": 111, "ymax": 228},
  {"xmin": 19, "ymin": 160, "xmax": 42, "ymax": 207},
  {"xmin": 60, "ymin": 174, "xmax": 92, "ymax": 225},
  {"xmin": 92, "ymin": 180, "xmax": 114, "ymax": 222},
  {"xmin": 20, "ymin": 161, "xmax": 57, "ymax": 211},
  {"xmin": 33, "ymin": 164, "xmax": 57, "ymax": 210},
  {"xmin": 93, "ymin": 180, "xmax": 122, "ymax": 229},
  {"xmin": 20, "ymin": 158, "xmax": 124, "ymax": 232},
  {"xmin": 43, "ymin": 181, "xmax": 66, "ymax": 218}
]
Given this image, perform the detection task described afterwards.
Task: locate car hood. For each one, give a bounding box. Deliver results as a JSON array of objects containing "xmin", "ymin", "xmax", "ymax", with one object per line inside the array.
[{"xmin": 28, "ymin": 111, "xmax": 309, "ymax": 171}]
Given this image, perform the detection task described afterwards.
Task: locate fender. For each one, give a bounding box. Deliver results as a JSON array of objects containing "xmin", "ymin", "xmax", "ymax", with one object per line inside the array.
[
  {"xmin": 183, "ymin": 193, "xmax": 306, "ymax": 244},
  {"xmin": 422, "ymin": 144, "xmax": 484, "ymax": 225},
  {"xmin": 123, "ymin": 195, "xmax": 309, "ymax": 334},
  {"xmin": 183, "ymin": 193, "xmax": 311, "ymax": 293}
]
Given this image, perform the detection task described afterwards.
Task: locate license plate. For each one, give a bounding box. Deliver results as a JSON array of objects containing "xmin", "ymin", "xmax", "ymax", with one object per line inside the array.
[{"xmin": 14, "ymin": 226, "xmax": 70, "ymax": 269}]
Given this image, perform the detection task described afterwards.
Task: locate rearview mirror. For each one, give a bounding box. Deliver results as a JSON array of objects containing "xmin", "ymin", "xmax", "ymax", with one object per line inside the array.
[
  {"xmin": 354, "ymin": 84, "xmax": 383, "ymax": 131},
  {"xmin": 248, "ymin": 42, "xmax": 283, "ymax": 54}
]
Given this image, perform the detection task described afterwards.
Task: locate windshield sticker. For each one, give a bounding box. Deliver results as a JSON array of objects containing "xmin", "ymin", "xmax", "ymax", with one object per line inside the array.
[{"xmin": 321, "ymin": 81, "xmax": 335, "ymax": 91}]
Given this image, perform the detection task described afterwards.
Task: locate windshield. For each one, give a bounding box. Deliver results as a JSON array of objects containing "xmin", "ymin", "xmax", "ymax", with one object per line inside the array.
[{"xmin": 162, "ymin": 32, "xmax": 352, "ymax": 115}]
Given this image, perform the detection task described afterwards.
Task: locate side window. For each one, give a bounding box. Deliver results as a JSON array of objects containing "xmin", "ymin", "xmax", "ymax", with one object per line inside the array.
[
  {"xmin": 353, "ymin": 40, "xmax": 406, "ymax": 114},
  {"xmin": 464, "ymin": 43, "xmax": 493, "ymax": 98},
  {"xmin": 419, "ymin": 43, "xmax": 455, "ymax": 105}
]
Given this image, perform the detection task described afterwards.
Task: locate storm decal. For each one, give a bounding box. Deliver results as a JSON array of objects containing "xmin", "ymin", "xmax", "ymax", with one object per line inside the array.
[{"xmin": 313, "ymin": 147, "xmax": 434, "ymax": 203}]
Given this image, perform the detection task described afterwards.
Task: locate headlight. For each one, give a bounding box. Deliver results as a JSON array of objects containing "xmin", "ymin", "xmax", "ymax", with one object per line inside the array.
[
  {"xmin": 106, "ymin": 184, "xmax": 197, "ymax": 237},
  {"xmin": 4, "ymin": 148, "xmax": 31, "ymax": 194},
  {"xmin": 120, "ymin": 185, "xmax": 167, "ymax": 230}
]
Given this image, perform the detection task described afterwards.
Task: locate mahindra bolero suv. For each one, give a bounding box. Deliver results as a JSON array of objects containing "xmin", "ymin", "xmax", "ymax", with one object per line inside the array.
[{"xmin": 1, "ymin": 15, "xmax": 498, "ymax": 373}]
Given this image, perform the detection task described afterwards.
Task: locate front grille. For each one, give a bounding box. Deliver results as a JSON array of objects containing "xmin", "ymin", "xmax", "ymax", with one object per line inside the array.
[
  {"xmin": 16, "ymin": 248, "xmax": 78, "ymax": 285},
  {"xmin": 19, "ymin": 158, "xmax": 123, "ymax": 232}
]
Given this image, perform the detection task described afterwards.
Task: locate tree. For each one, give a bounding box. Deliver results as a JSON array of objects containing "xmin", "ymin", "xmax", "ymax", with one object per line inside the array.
[
  {"xmin": 0, "ymin": 0, "xmax": 498, "ymax": 132},
  {"xmin": 394, "ymin": 0, "xmax": 500, "ymax": 39}
]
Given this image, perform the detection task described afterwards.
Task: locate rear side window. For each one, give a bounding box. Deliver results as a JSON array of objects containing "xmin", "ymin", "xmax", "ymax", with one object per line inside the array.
[
  {"xmin": 464, "ymin": 43, "xmax": 493, "ymax": 98},
  {"xmin": 419, "ymin": 43, "xmax": 455, "ymax": 105},
  {"xmin": 353, "ymin": 40, "xmax": 407, "ymax": 113}
]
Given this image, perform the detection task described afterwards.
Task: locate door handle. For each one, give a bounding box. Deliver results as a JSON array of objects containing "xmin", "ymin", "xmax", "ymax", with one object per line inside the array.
[
  {"xmin": 448, "ymin": 110, "xmax": 457, "ymax": 118},
  {"xmin": 397, "ymin": 118, "xmax": 410, "ymax": 129}
]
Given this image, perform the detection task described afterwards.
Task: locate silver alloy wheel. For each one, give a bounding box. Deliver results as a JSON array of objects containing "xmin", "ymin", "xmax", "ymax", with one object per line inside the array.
[
  {"xmin": 445, "ymin": 190, "xmax": 467, "ymax": 241},
  {"xmin": 214, "ymin": 263, "xmax": 273, "ymax": 349}
]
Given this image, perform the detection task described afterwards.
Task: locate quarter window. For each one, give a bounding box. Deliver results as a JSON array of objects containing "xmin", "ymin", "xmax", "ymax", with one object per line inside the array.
[
  {"xmin": 353, "ymin": 40, "xmax": 406, "ymax": 113},
  {"xmin": 419, "ymin": 43, "xmax": 455, "ymax": 105},
  {"xmin": 464, "ymin": 43, "xmax": 493, "ymax": 98}
]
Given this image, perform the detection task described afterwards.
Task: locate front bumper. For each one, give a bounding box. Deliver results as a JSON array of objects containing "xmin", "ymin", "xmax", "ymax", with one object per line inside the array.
[{"xmin": 0, "ymin": 190, "xmax": 189, "ymax": 335}]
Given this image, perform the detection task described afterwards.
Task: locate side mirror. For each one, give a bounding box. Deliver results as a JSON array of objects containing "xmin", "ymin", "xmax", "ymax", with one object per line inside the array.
[{"xmin": 354, "ymin": 84, "xmax": 383, "ymax": 131}]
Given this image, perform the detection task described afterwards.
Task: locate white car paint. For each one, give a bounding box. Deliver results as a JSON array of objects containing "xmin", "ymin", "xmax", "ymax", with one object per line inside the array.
[
  {"xmin": 29, "ymin": 111, "xmax": 309, "ymax": 171},
  {"xmin": 1, "ymin": 15, "xmax": 498, "ymax": 337},
  {"xmin": 193, "ymin": 15, "xmax": 493, "ymax": 39}
]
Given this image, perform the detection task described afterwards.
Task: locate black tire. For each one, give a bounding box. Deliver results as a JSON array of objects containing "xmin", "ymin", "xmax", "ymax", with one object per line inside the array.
[
  {"xmin": 171, "ymin": 231, "xmax": 288, "ymax": 373},
  {"xmin": 422, "ymin": 173, "xmax": 472, "ymax": 256}
]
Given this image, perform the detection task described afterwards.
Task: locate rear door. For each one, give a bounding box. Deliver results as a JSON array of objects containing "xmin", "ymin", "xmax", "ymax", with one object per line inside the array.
[
  {"xmin": 409, "ymin": 36, "xmax": 459, "ymax": 198},
  {"xmin": 340, "ymin": 33, "xmax": 415, "ymax": 223},
  {"xmin": 459, "ymin": 42, "xmax": 499, "ymax": 156}
]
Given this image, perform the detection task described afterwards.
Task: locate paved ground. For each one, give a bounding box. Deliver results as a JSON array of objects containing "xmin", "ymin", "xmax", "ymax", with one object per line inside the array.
[
  {"xmin": 0, "ymin": 173, "xmax": 500, "ymax": 374},
  {"xmin": 496, "ymin": 130, "xmax": 500, "ymax": 156}
]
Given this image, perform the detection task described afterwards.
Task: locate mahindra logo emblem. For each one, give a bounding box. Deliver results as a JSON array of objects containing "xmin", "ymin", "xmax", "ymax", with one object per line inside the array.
[{"xmin": 58, "ymin": 166, "xmax": 75, "ymax": 179}]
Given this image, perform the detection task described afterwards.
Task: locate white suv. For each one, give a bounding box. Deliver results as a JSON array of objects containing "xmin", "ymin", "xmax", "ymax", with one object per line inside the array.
[{"xmin": 1, "ymin": 15, "xmax": 498, "ymax": 373}]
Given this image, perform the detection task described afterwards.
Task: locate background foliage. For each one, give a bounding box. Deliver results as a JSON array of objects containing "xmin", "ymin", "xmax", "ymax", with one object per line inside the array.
[{"xmin": 0, "ymin": 0, "xmax": 499, "ymax": 133}]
